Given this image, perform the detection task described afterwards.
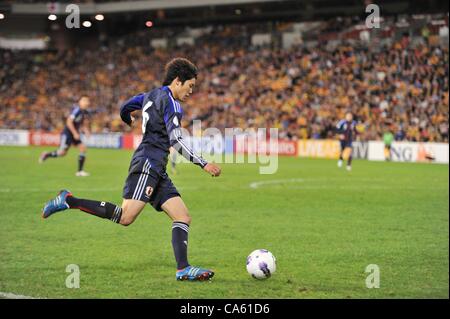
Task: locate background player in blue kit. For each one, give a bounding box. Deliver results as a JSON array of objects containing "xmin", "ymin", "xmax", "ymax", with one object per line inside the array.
[
  {"xmin": 41, "ymin": 58, "xmax": 222, "ymax": 281},
  {"xmin": 39, "ymin": 96, "xmax": 91, "ymax": 177},
  {"xmin": 336, "ymin": 112, "xmax": 357, "ymax": 171}
]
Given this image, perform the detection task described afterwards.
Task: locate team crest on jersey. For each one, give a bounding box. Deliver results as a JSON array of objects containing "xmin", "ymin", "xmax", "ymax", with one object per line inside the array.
[{"xmin": 173, "ymin": 116, "xmax": 179, "ymax": 127}]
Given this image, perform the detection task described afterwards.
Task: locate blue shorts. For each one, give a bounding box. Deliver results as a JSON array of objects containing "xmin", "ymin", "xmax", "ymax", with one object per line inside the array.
[
  {"xmin": 340, "ymin": 140, "xmax": 352, "ymax": 149},
  {"xmin": 59, "ymin": 132, "xmax": 82, "ymax": 150},
  {"xmin": 122, "ymin": 157, "xmax": 180, "ymax": 212}
]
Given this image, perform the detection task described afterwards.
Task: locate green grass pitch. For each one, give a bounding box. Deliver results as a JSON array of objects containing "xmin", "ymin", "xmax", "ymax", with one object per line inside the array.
[{"xmin": 0, "ymin": 146, "xmax": 448, "ymax": 298}]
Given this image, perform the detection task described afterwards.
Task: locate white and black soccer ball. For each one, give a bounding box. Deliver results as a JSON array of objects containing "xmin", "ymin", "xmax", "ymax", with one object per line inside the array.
[{"xmin": 246, "ymin": 249, "xmax": 276, "ymax": 279}]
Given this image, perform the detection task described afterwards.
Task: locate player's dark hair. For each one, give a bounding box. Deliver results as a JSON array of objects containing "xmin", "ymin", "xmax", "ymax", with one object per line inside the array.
[{"xmin": 163, "ymin": 58, "xmax": 198, "ymax": 86}]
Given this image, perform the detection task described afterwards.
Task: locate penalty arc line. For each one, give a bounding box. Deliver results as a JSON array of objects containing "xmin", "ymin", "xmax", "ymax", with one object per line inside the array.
[{"xmin": 249, "ymin": 178, "xmax": 305, "ymax": 189}]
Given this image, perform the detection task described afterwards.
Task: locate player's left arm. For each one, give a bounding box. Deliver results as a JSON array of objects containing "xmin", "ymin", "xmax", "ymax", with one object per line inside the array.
[{"xmin": 164, "ymin": 104, "xmax": 221, "ymax": 176}]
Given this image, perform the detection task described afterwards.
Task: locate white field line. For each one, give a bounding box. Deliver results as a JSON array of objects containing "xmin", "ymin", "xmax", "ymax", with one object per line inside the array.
[
  {"xmin": 248, "ymin": 178, "xmax": 443, "ymax": 190},
  {"xmin": 0, "ymin": 291, "xmax": 42, "ymax": 299},
  {"xmin": 249, "ymin": 178, "xmax": 305, "ymax": 189}
]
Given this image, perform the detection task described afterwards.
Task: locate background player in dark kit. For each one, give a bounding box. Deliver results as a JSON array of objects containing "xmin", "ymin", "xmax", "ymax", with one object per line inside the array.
[
  {"xmin": 39, "ymin": 96, "xmax": 91, "ymax": 177},
  {"xmin": 336, "ymin": 112, "xmax": 357, "ymax": 171}
]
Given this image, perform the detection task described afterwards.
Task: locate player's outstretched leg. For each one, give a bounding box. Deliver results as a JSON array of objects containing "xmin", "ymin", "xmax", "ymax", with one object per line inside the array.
[
  {"xmin": 42, "ymin": 190, "xmax": 71, "ymax": 218},
  {"xmin": 161, "ymin": 196, "xmax": 214, "ymax": 281},
  {"xmin": 42, "ymin": 190, "xmax": 122, "ymax": 223},
  {"xmin": 42, "ymin": 192, "xmax": 146, "ymax": 227},
  {"xmin": 39, "ymin": 149, "xmax": 66, "ymax": 163}
]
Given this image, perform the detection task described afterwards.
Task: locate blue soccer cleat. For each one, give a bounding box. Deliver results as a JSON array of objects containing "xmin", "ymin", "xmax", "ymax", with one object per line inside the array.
[
  {"xmin": 42, "ymin": 190, "xmax": 72, "ymax": 219},
  {"xmin": 176, "ymin": 266, "xmax": 214, "ymax": 281}
]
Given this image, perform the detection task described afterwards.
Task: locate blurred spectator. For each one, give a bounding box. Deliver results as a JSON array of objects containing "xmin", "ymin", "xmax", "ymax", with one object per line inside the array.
[
  {"xmin": 383, "ymin": 127, "xmax": 394, "ymax": 161},
  {"xmin": 0, "ymin": 19, "xmax": 448, "ymax": 143}
]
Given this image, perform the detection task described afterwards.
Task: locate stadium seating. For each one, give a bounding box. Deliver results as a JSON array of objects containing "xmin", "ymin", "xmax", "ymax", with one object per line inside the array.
[{"xmin": 0, "ymin": 17, "xmax": 448, "ymax": 142}]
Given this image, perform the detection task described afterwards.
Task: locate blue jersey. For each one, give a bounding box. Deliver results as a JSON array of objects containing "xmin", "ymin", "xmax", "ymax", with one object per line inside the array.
[
  {"xmin": 120, "ymin": 86, "xmax": 208, "ymax": 177},
  {"xmin": 63, "ymin": 105, "xmax": 88, "ymax": 135},
  {"xmin": 336, "ymin": 119, "xmax": 357, "ymax": 143}
]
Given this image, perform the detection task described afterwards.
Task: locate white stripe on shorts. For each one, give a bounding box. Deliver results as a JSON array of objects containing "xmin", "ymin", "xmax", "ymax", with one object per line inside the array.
[{"xmin": 132, "ymin": 160, "xmax": 151, "ymax": 200}]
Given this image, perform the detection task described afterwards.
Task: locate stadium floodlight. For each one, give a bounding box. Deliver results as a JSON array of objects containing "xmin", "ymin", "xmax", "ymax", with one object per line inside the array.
[
  {"xmin": 48, "ymin": 14, "xmax": 57, "ymax": 21},
  {"xmin": 0, "ymin": 13, "xmax": 5, "ymax": 20},
  {"xmin": 83, "ymin": 21, "xmax": 92, "ymax": 28},
  {"xmin": 95, "ymin": 14, "xmax": 104, "ymax": 21},
  {"xmin": 145, "ymin": 21, "xmax": 153, "ymax": 28}
]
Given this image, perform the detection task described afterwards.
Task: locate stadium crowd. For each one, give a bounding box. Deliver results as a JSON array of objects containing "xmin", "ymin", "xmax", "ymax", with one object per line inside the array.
[{"xmin": 1, "ymin": 22, "xmax": 448, "ymax": 142}]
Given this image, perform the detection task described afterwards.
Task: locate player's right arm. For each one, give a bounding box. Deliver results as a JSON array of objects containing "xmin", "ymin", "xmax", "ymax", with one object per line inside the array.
[
  {"xmin": 163, "ymin": 98, "xmax": 221, "ymax": 177},
  {"xmin": 203, "ymin": 162, "xmax": 221, "ymax": 177},
  {"xmin": 120, "ymin": 93, "xmax": 145, "ymax": 126}
]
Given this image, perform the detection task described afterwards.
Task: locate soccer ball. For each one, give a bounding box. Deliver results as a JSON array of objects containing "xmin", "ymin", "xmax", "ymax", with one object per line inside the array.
[{"xmin": 246, "ymin": 249, "xmax": 276, "ymax": 279}]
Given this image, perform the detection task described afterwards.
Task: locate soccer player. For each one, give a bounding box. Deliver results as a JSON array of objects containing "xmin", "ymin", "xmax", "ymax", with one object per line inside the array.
[
  {"xmin": 39, "ymin": 96, "xmax": 91, "ymax": 177},
  {"xmin": 383, "ymin": 126, "xmax": 394, "ymax": 161},
  {"xmin": 336, "ymin": 112, "xmax": 357, "ymax": 171},
  {"xmin": 41, "ymin": 58, "xmax": 221, "ymax": 281}
]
